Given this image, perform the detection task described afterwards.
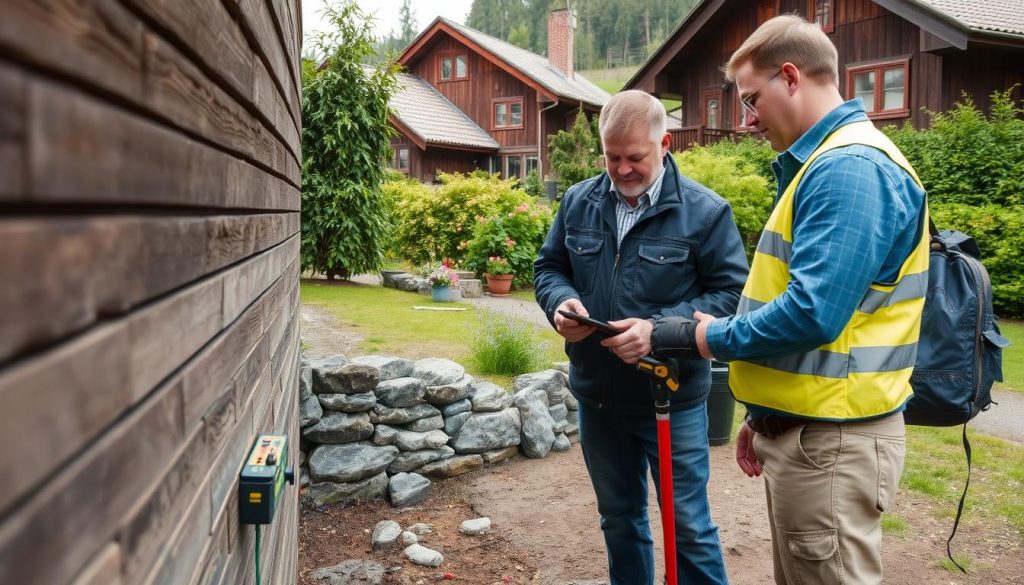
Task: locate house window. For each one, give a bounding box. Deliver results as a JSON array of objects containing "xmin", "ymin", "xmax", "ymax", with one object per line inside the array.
[
  {"xmin": 493, "ymin": 98, "xmax": 524, "ymax": 129},
  {"xmin": 809, "ymin": 0, "xmax": 834, "ymax": 33},
  {"xmin": 525, "ymin": 156, "xmax": 539, "ymax": 175},
  {"xmin": 394, "ymin": 147, "xmax": 409, "ymax": 172},
  {"xmin": 440, "ymin": 54, "xmax": 468, "ymax": 81},
  {"xmin": 701, "ymin": 90, "xmax": 722, "ymax": 129},
  {"xmin": 506, "ymin": 155, "xmax": 522, "ymax": 179},
  {"xmin": 489, "ymin": 155, "xmax": 502, "ymax": 177},
  {"xmin": 846, "ymin": 60, "xmax": 910, "ymax": 118}
]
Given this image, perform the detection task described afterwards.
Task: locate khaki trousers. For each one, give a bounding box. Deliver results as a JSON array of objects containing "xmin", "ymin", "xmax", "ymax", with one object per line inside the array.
[{"xmin": 753, "ymin": 412, "xmax": 905, "ymax": 585}]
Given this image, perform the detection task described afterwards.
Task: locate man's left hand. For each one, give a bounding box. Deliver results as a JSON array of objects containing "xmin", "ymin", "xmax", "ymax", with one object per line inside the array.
[{"xmin": 601, "ymin": 318, "xmax": 652, "ymax": 364}]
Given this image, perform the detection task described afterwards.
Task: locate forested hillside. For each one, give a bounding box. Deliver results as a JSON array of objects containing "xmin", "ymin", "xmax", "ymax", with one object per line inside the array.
[{"xmin": 467, "ymin": 0, "xmax": 699, "ymax": 69}]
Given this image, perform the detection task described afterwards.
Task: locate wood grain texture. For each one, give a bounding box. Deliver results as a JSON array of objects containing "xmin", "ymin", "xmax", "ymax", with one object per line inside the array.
[{"xmin": 0, "ymin": 64, "xmax": 27, "ymax": 200}]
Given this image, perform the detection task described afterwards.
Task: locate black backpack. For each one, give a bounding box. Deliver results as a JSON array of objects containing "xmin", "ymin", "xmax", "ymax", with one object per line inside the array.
[{"xmin": 906, "ymin": 220, "xmax": 1010, "ymax": 571}]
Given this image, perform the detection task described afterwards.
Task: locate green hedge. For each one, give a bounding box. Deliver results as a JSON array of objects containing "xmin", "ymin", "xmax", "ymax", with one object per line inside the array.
[
  {"xmin": 931, "ymin": 203, "xmax": 1024, "ymax": 317},
  {"xmin": 387, "ymin": 172, "xmax": 552, "ymax": 287},
  {"xmin": 674, "ymin": 140, "xmax": 774, "ymax": 262}
]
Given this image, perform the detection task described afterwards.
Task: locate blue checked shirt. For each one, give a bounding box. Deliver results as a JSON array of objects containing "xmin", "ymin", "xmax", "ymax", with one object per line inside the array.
[
  {"xmin": 610, "ymin": 167, "xmax": 667, "ymax": 246},
  {"xmin": 706, "ymin": 99, "xmax": 926, "ymax": 364}
]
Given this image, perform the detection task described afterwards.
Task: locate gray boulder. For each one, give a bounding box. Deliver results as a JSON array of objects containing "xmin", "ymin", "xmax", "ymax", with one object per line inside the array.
[
  {"xmin": 470, "ymin": 381, "xmax": 512, "ymax": 412},
  {"xmin": 303, "ymin": 472, "xmax": 389, "ymax": 506},
  {"xmin": 512, "ymin": 370, "xmax": 566, "ymax": 405},
  {"xmin": 514, "ymin": 389, "xmax": 556, "ymax": 459},
  {"xmin": 405, "ymin": 415, "xmax": 444, "ymax": 432},
  {"xmin": 314, "ymin": 362, "xmax": 379, "ymax": 395},
  {"xmin": 389, "ymin": 472, "xmax": 431, "ymax": 507},
  {"xmin": 551, "ymin": 433, "xmax": 572, "ymax": 452},
  {"xmin": 310, "ymin": 560, "xmax": 384, "ymax": 585},
  {"xmin": 423, "ymin": 375, "xmax": 474, "ymax": 406},
  {"xmin": 459, "ymin": 517, "xmax": 491, "ymax": 535},
  {"xmin": 450, "ymin": 408, "xmax": 521, "ymax": 453},
  {"xmin": 481, "ymin": 446, "xmax": 519, "ymax": 464},
  {"xmin": 388, "ymin": 445, "xmax": 455, "ymax": 474},
  {"xmin": 372, "ymin": 424, "xmax": 399, "ymax": 446},
  {"xmin": 548, "ymin": 402, "xmax": 569, "ymax": 433},
  {"xmin": 302, "ymin": 411, "xmax": 373, "ymax": 444},
  {"xmin": 412, "ymin": 358, "xmax": 465, "ymax": 386},
  {"xmin": 415, "ymin": 454, "xmax": 484, "ymax": 479},
  {"xmin": 374, "ymin": 377, "xmax": 425, "ymax": 408},
  {"xmin": 300, "ymin": 394, "xmax": 323, "ymax": 428},
  {"xmin": 351, "ymin": 355, "xmax": 414, "ymax": 380},
  {"xmin": 395, "ymin": 429, "xmax": 450, "ymax": 451},
  {"xmin": 370, "ymin": 403, "xmax": 441, "ymax": 425},
  {"xmin": 318, "ymin": 391, "xmax": 376, "ymax": 413},
  {"xmin": 371, "ymin": 520, "xmax": 402, "ymax": 551},
  {"xmin": 403, "ymin": 543, "xmax": 443, "ymax": 567},
  {"xmin": 441, "ymin": 398, "xmax": 472, "ymax": 418},
  {"xmin": 299, "ymin": 365, "xmax": 313, "ymax": 401},
  {"xmin": 308, "ymin": 443, "xmax": 399, "ymax": 483},
  {"xmin": 443, "ymin": 411, "xmax": 471, "ymax": 436}
]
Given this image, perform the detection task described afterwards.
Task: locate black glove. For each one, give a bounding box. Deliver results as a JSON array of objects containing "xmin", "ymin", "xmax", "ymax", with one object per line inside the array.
[{"xmin": 650, "ymin": 316, "xmax": 700, "ymax": 360}]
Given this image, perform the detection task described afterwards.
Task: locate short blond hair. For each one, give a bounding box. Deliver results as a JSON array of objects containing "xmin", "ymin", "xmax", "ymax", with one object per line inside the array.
[
  {"xmin": 599, "ymin": 90, "xmax": 666, "ymax": 144},
  {"xmin": 725, "ymin": 14, "xmax": 838, "ymax": 84}
]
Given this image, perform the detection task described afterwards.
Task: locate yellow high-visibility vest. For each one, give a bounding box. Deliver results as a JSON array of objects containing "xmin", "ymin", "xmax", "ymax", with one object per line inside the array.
[{"xmin": 729, "ymin": 121, "xmax": 930, "ymax": 420}]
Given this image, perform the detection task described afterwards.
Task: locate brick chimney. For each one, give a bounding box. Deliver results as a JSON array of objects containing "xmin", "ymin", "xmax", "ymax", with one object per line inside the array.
[{"xmin": 548, "ymin": 7, "xmax": 575, "ymax": 79}]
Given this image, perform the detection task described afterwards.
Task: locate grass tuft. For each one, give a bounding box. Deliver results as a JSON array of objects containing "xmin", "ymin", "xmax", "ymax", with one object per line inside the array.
[
  {"xmin": 468, "ymin": 311, "xmax": 550, "ymax": 377},
  {"xmin": 881, "ymin": 513, "xmax": 908, "ymax": 537}
]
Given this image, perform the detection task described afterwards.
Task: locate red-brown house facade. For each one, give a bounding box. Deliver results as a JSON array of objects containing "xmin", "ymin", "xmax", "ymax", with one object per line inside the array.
[
  {"xmin": 625, "ymin": 0, "xmax": 1024, "ymax": 151},
  {"xmin": 389, "ymin": 9, "xmax": 611, "ymax": 183}
]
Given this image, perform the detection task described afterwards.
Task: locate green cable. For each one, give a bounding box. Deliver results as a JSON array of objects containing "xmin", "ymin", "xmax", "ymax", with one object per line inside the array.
[{"xmin": 255, "ymin": 524, "xmax": 262, "ymax": 585}]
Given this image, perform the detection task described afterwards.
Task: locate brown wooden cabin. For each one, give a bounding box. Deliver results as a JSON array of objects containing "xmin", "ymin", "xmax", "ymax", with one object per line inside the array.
[
  {"xmin": 390, "ymin": 9, "xmax": 611, "ymax": 183},
  {"xmin": 625, "ymin": 0, "xmax": 1024, "ymax": 151}
]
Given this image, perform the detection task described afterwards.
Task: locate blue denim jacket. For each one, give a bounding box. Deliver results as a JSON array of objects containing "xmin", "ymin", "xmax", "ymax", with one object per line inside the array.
[{"xmin": 534, "ymin": 154, "xmax": 749, "ymax": 415}]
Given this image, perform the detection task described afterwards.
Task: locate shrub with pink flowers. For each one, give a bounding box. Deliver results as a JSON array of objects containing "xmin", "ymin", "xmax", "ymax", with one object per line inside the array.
[
  {"xmin": 485, "ymin": 256, "xmax": 513, "ymax": 276},
  {"xmin": 463, "ymin": 197, "xmax": 552, "ymax": 288}
]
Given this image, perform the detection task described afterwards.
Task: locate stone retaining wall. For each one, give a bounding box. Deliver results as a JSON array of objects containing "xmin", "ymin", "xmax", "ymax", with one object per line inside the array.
[{"xmin": 298, "ymin": 355, "xmax": 577, "ymax": 507}]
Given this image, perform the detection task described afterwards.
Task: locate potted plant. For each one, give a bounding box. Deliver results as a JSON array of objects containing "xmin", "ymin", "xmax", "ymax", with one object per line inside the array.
[
  {"xmin": 484, "ymin": 256, "xmax": 514, "ymax": 296},
  {"xmin": 428, "ymin": 261, "xmax": 459, "ymax": 302}
]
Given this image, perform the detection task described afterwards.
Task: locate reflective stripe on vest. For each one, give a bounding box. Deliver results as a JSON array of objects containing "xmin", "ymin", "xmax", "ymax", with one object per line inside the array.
[{"xmin": 729, "ymin": 121, "xmax": 930, "ymax": 420}]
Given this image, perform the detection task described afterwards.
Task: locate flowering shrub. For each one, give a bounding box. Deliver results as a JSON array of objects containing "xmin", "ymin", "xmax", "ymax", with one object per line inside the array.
[
  {"xmin": 464, "ymin": 198, "xmax": 552, "ymax": 288},
  {"xmin": 485, "ymin": 256, "xmax": 513, "ymax": 276},
  {"xmin": 427, "ymin": 261, "xmax": 459, "ymax": 288}
]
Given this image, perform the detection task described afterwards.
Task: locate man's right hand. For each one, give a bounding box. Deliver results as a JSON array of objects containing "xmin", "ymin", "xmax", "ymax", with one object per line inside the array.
[
  {"xmin": 735, "ymin": 421, "xmax": 762, "ymax": 478},
  {"xmin": 554, "ymin": 299, "xmax": 596, "ymax": 342}
]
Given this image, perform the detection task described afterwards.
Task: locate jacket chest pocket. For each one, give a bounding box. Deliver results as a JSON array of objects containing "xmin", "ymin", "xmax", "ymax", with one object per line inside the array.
[
  {"xmin": 634, "ymin": 243, "xmax": 691, "ymax": 305},
  {"xmin": 565, "ymin": 233, "xmax": 605, "ymax": 295}
]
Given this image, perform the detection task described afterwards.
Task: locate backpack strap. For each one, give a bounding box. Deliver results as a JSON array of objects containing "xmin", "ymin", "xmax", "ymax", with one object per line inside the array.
[{"xmin": 946, "ymin": 422, "xmax": 972, "ymax": 573}]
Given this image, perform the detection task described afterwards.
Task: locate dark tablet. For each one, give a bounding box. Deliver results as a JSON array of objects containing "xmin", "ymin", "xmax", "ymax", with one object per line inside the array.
[{"xmin": 557, "ymin": 310, "xmax": 619, "ymax": 336}]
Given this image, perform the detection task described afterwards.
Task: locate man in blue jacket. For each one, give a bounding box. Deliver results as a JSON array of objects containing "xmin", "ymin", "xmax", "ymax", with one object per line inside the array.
[{"xmin": 534, "ymin": 90, "xmax": 748, "ymax": 585}]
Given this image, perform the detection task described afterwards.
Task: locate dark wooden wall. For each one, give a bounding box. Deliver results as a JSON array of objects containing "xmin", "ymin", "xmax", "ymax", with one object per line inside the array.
[
  {"xmin": 650, "ymin": 0, "xmax": 1022, "ymax": 133},
  {"xmin": 0, "ymin": 1, "xmax": 302, "ymax": 584}
]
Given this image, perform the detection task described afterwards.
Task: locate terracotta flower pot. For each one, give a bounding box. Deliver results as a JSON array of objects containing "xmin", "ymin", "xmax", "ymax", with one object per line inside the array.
[{"xmin": 485, "ymin": 273, "xmax": 513, "ymax": 296}]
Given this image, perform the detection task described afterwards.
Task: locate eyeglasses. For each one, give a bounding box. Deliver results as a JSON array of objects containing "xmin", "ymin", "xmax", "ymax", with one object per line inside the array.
[{"xmin": 739, "ymin": 69, "xmax": 782, "ymax": 118}]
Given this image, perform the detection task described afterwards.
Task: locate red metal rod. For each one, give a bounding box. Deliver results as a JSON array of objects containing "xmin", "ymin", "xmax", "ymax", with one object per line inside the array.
[{"xmin": 657, "ymin": 412, "xmax": 678, "ymax": 585}]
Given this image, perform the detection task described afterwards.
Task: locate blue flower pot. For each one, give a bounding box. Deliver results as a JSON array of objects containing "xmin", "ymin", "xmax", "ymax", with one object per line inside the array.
[{"xmin": 431, "ymin": 285, "xmax": 451, "ymax": 302}]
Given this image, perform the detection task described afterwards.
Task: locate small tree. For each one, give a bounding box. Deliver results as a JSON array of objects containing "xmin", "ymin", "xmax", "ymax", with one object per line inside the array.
[
  {"xmin": 301, "ymin": 0, "xmax": 398, "ymax": 279},
  {"xmin": 548, "ymin": 108, "xmax": 603, "ymax": 194}
]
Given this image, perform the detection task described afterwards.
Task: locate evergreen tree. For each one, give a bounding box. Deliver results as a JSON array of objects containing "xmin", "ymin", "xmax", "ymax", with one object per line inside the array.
[
  {"xmin": 548, "ymin": 108, "xmax": 603, "ymax": 193},
  {"xmin": 301, "ymin": 0, "xmax": 399, "ymax": 280},
  {"xmin": 398, "ymin": 0, "xmax": 417, "ymax": 46}
]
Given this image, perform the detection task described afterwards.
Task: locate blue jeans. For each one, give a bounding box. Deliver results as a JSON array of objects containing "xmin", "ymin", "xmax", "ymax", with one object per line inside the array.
[{"xmin": 579, "ymin": 400, "xmax": 728, "ymax": 585}]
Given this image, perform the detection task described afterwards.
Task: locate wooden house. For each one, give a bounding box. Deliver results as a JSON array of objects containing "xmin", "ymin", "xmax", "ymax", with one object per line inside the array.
[
  {"xmin": 624, "ymin": 0, "xmax": 1024, "ymax": 151},
  {"xmin": 389, "ymin": 9, "xmax": 611, "ymax": 183}
]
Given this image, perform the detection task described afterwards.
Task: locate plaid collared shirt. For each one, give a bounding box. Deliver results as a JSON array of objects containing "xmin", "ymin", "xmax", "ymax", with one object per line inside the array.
[{"xmin": 610, "ymin": 167, "xmax": 667, "ymax": 247}]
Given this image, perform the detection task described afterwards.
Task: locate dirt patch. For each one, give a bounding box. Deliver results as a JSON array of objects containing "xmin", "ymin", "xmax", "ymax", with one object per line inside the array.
[
  {"xmin": 300, "ymin": 302, "xmax": 362, "ymax": 359},
  {"xmin": 298, "ymin": 300, "xmax": 1024, "ymax": 584}
]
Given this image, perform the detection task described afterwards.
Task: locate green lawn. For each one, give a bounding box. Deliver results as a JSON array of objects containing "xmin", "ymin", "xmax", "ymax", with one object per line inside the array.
[
  {"xmin": 997, "ymin": 319, "xmax": 1024, "ymax": 393},
  {"xmin": 300, "ymin": 279, "xmax": 565, "ymax": 387}
]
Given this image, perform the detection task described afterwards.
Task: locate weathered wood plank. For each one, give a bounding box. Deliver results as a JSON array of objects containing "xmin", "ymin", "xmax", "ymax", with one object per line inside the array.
[
  {"xmin": 234, "ymin": 0, "xmax": 298, "ymax": 119},
  {"xmin": 0, "ymin": 0, "xmax": 144, "ymax": 102},
  {"xmin": 124, "ymin": 0, "xmax": 253, "ymax": 103},
  {"xmin": 268, "ymin": 0, "xmax": 302, "ymax": 99},
  {"xmin": 222, "ymin": 234, "xmax": 299, "ymax": 327},
  {"xmin": 0, "ymin": 63, "xmax": 26, "ymax": 200},
  {"xmin": 70, "ymin": 543, "xmax": 123, "ymax": 585},
  {"xmin": 0, "ymin": 377, "xmax": 185, "ymax": 585},
  {"xmin": 253, "ymin": 54, "xmax": 301, "ymax": 166},
  {"xmin": 141, "ymin": 473, "xmax": 213, "ymax": 585},
  {"xmin": 0, "ymin": 322, "xmax": 132, "ymax": 517},
  {"xmin": 27, "ymin": 79, "xmax": 300, "ymax": 206},
  {"xmin": 0, "ymin": 214, "xmax": 295, "ymax": 364}
]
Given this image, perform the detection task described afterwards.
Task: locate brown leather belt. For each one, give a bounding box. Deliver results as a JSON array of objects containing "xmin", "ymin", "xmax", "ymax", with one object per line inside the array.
[{"xmin": 748, "ymin": 415, "xmax": 806, "ymax": 439}]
